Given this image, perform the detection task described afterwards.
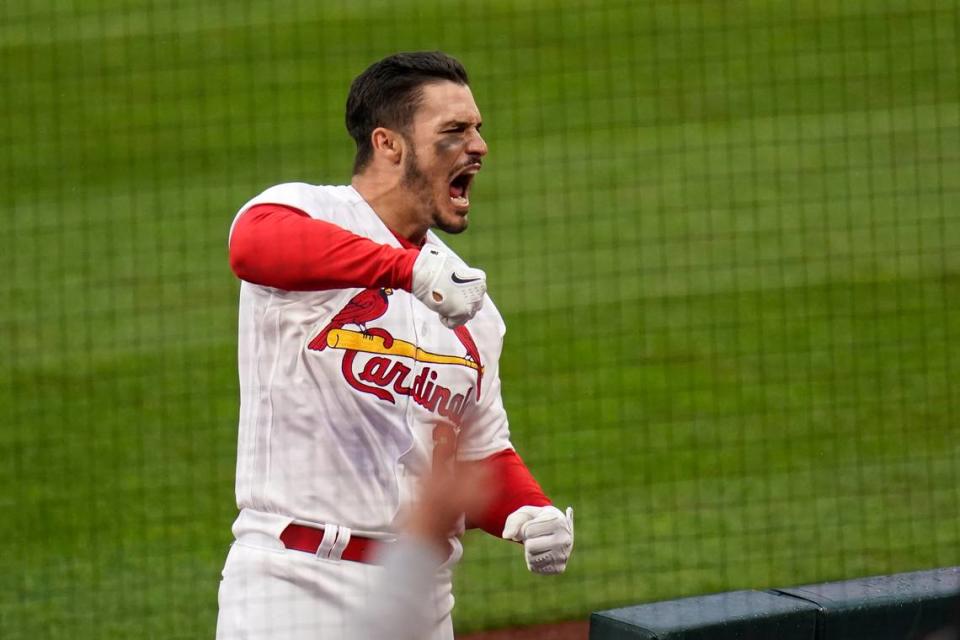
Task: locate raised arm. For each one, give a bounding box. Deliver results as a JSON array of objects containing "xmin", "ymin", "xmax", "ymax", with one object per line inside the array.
[
  {"xmin": 228, "ymin": 203, "xmax": 418, "ymax": 291},
  {"xmin": 229, "ymin": 203, "xmax": 486, "ymax": 327}
]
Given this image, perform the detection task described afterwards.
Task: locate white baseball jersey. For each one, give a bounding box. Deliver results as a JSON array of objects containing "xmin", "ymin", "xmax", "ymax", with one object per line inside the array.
[{"xmin": 228, "ymin": 182, "xmax": 513, "ymax": 535}]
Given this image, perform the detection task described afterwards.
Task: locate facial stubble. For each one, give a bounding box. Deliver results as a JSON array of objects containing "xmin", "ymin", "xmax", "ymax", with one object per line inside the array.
[{"xmin": 402, "ymin": 142, "xmax": 468, "ymax": 235}]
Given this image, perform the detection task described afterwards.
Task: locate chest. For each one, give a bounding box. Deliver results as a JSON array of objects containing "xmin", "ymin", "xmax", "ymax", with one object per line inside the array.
[{"xmin": 306, "ymin": 287, "xmax": 484, "ymax": 429}]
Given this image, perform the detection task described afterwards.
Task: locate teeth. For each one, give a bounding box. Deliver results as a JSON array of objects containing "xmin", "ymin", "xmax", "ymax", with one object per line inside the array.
[{"xmin": 451, "ymin": 196, "xmax": 469, "ymax": 207}]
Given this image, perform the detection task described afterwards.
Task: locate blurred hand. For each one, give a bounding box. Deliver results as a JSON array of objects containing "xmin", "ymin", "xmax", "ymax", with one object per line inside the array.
[{"xmin": 406, "ymin": 458, "xmax": 492, "ymax": 552}]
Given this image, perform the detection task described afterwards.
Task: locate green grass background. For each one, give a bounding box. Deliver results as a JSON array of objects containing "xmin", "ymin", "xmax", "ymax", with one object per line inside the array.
[{"xmin": 2, "ymin": 0, "xmax": 959, "ymax": 636}]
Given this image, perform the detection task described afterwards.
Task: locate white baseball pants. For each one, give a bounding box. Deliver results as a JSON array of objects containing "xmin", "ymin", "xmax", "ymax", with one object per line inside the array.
[{"xmin": 215, "ymin": 532, "xmax": 456, "ymax": 640}]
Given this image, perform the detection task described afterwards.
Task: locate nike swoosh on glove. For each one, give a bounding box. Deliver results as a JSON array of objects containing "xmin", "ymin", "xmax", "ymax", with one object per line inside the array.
[
  {"xmin": 411, "ymin": 247, "xmax": 486, "ymax": 328},
  {"xmin": 501, "ymin": 505, "xmax": 574, "ymax": 575}
]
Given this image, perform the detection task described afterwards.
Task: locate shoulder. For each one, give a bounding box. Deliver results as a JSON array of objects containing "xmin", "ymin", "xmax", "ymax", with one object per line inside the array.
[
  {"xmin": 237, "ymin": 182, "xmax": 355, "ymax": 219},
  {"xmin": 229, "ymin": 182, "xmax": 386, "ymax": 242}
]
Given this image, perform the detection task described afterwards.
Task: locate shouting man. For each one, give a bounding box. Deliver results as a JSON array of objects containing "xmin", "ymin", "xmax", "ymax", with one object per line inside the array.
[{"xmin": 217, "ymin": 51, "xmax": 574, "ymax": 640}]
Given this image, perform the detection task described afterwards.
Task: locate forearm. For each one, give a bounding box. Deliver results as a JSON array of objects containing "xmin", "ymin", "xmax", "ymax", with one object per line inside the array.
[
  {"xmin": 464, "ymin": 448, "xmax": 551, "ymax": 537},
  {"xmin": 229, "ymin": 203, "xmax": 418, "ymax": 291}
]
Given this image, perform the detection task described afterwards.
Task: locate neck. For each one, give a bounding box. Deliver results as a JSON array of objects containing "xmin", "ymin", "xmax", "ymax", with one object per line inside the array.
[{"xmin": 351, "ymin": 173, "xmax": 428, "ymax": 245}]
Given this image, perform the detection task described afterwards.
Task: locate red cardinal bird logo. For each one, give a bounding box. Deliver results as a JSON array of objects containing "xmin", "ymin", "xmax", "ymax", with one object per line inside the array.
[
  {"xmin": 309, "ymin": 288, "xmax": 393, "ymax": 351},
  {"xmin": 453, "ymin": 324, "xmax": 483, "ymax": 399}
]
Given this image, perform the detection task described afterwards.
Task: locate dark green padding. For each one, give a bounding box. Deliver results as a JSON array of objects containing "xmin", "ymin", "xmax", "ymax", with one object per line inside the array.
[
  {"xmin": 589, "ymin": 590, "xmax": 819, "ymax": 640},
  {"xmin": 773, "ymin": 567, "xmax": 960, "ymax": 640}
]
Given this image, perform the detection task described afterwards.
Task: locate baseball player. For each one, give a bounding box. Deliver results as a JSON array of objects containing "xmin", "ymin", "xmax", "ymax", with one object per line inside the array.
[{"xmin": 216, "ymin": 51, "xmax": 574, "ymax": 640}]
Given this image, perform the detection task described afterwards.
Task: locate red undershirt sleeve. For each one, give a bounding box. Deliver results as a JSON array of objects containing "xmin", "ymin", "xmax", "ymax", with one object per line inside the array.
[
  {"xmin": 464, "ymin": 449, "xmax": 552, "ymax": 538},
  {"xmin": 229, "ymin": 203, "xmax": 419, "ymax": 291}
]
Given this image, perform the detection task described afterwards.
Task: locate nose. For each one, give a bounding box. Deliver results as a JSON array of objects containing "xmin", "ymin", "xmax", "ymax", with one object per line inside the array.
[{"xmin": 467, "ymin": 130, "xmax": 488, "ymax": 157}]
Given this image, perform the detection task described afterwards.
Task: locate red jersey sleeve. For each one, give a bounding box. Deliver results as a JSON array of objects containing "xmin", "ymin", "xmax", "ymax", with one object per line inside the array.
[
  {"xmin": 464, "ymin": 449, "xmax": 552, "ymax": 537},
  {"xmin": 229, "ymin": 203, "xmax": 419, "ymax": 291}
]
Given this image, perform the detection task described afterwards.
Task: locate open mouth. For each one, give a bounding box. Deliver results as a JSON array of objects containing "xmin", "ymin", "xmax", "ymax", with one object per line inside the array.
[{"xmin": 448, "ymin": 165, "xmax": 480, "ymax": 210}]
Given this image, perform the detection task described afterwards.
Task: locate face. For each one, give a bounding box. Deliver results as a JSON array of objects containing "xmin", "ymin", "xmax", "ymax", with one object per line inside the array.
[{"xmin": 400, "ymin": 81, "xmax": 488, "ymax": 234}]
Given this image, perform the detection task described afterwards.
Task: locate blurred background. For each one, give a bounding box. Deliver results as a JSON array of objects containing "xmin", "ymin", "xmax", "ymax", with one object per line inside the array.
[{"xmin": 1, "ymin": 0, "xmax": 958, "ymax": 637}]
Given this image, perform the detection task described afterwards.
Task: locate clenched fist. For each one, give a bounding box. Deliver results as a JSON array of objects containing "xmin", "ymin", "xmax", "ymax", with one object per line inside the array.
[
  {"xmin": 502, "ymin": 505, "xmax": 574, "ymax": 575},
  {"xmin": 411, "ymin": 247, "xmax": 486, "ymax": 328}
]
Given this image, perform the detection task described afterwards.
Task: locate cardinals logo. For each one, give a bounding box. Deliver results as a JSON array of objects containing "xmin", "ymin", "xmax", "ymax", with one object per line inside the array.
[
  {"xmin": 309, "ymin": 288, "xmax": 393, "ymax": 351},
  {"xmin": 308, "ymin": 288, "xmax": 483, "ymax": 425}
]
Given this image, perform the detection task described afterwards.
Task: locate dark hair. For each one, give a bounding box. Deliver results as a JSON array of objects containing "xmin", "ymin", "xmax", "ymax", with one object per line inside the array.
[{"xmin": 346, "ymin": 51, "xmax": 469, "ymax": 174}]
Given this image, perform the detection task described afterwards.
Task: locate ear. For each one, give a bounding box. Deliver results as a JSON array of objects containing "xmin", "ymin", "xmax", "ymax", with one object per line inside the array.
[{"xmin": 370, "ymin": 127, "xmax": 404, "ymax": 166}]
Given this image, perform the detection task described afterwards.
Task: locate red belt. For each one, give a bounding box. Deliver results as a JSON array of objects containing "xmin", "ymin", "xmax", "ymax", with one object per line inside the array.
[{"xmin": 279, "ymin": 523, "xmax": 386, "ymax": 564}]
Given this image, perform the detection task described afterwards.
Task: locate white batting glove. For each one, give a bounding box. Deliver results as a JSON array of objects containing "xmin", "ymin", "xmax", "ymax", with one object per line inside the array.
[
  {"xmin": 411, "ymin": 247, "xmax": 486, "ymax": 328},
  {"xmin": 502, "ymin": 505, "xmax": 574, "ymax": 575}
]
